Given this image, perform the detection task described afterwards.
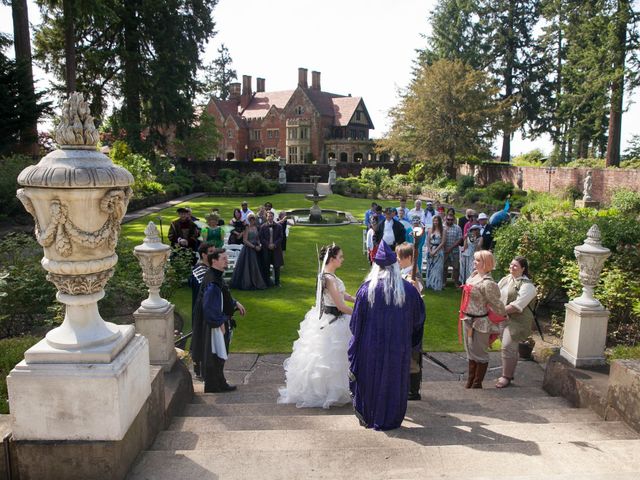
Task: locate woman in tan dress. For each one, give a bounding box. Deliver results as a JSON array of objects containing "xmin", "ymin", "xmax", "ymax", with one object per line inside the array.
[{"xmin": 459, "ymin": 250, "xmax": 506, "ymax": 388}]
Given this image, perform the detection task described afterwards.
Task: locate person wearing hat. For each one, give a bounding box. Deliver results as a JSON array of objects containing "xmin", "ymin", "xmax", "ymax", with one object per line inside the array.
[
  {"xmin": 239, "ymin": 201, "xmax": 254, "ymax": 223},
  {"xmin": 460, "ymin": 224, "xmax": 481, "ymax": 284},
  {"xmin": 374, "ymin": 207, "xmax": 406, "ymax": 251},
  {"xmin": 200, "ymin": 212, "xmax": 224, "ymax": 248},
  {"xmin": 423, "ymin": 201, "xmax": 436, "ymax": 228},
  {"xmin": 477, "ymin": 212, "xmax": 494, "ymax": 251},
  {"xmin": 192, "ymin": 247, "xmax": 246, "ymax": 392},
  {"xmin": 348, "ymin": 241, "xmax": 425, "ymax": 430},
  {"xmin": 460, "ymin": 209, "xmax": 477, "ymax": 236},
  {"xmin": 168, "ymin": 207, "xmax": 200, "ymax": 251}
]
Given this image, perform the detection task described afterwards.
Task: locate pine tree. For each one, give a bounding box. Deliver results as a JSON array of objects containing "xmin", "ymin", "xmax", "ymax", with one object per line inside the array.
[{"xmin": 204, "ymin": 43, "xmax": 237, "ymax": 101}]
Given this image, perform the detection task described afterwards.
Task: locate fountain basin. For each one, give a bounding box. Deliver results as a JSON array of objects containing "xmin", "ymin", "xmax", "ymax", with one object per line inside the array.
[{"xmin": 285, "ymin": 209, "xmax": 354, "ymax": 226}]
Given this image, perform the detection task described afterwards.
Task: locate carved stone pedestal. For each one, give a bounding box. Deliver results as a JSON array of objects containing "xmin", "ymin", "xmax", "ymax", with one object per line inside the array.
[
  {"xmin": 560, "ymin": 301, "xmax": 610, "ymax": 367},
  {"xmin": 134, "ymin": 303, "xmax": 177, "ymax": 372},
  {"xmin": 8, "ymin": 334, "xmax": 151, "ymax": 441},
  {"xmin": 575, "ymin": 199, "xmax": 599, "ymax": 208}
]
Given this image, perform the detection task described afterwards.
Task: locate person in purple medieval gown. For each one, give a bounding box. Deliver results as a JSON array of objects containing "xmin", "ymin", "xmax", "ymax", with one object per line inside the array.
[{"xmin": 348, "ymin": 241, "xmax": 425, "ymax": 431}]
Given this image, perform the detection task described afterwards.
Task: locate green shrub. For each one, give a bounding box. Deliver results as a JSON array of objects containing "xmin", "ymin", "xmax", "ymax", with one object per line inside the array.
[
  {"xmin": 512, "ymin": 148, "xmax": 547, "ymax": 166},
  {"xmin": 359, "ymin": 167, "xmax": 389, "ymax": 190},
  {"xmin": 620, "ymin": 158, "xmax": 640, "ymax": 169},
  {"xmin": 565, "ymin": 158, "xmax": 606, "ymax": 168},
  {"xmin": 456, "ymin": 175, "xmax": 475, "ymax": 196},
  {"xmin": 1, "ymin": 336, "xmax": 41, "ymax": 413},
  {"xmin": 485, "ymin": 181, "xmax": 514, "ymax": 202},
  {"xmin": 165, "ymin": 183, "xmax": 183, "ymax": 196},
  {"xmin": 109, "ymin": 142, "xmax": 165, "ymax": 199},
  {"xmin": 0, "ymin": 154, "xmax": 34, "ymax": 219},
  {"xmin": 610, "ymin": 188, "xmax": 640, "ymax": 214},
  {"xmin": 519, "ymin": 191, "xmax": 575, "ymax": 220},
  {"xmin": 463, "ymin": 188, "xmax": 483, "ymax": 203}
]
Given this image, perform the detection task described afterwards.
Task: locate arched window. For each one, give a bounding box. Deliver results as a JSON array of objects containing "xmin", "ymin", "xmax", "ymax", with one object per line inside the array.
[
  {"xmin": 354, "ymin": 152, "xmax": 363, "ymax": 163},
  {"xmin": 328, "ymin": 152, "xmax": 336, "ymax": 161},
  {"xmin": 380, "ymin": 153, "xmax": 390, "ymax": 162},
  {"xmin": 340, "ymin": 152, "xmax": 348, "ymax": 162}
]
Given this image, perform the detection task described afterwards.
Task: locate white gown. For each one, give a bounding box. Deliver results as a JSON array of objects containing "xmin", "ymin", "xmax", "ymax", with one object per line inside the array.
[{"xmin": 278, "ymin": 273, "xmax": 352, "ymax": 408}]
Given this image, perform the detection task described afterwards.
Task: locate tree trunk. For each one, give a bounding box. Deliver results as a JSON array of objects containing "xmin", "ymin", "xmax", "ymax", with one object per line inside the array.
[
  {"xmin": 63, "ymin": 0, "xmax": 76, "ymax": 94},
  {"xmin": 11, "ymin": 0, "xmax": 38, "ymax": 154},
  {"xmin": 606, "ymin": 0, "xmax": 628, "ymax": 168},
  {"xmin": 122, "ymin": 0, "xmax": 143, "ymax": 151}
]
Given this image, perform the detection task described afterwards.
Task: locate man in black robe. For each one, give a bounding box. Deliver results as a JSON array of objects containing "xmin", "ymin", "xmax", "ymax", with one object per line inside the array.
[{"xmin": 192, "ymin": 248, "xmax": 246, "ymax": 392}]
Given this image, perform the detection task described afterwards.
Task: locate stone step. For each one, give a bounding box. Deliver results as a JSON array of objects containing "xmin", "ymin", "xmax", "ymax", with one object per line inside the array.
[
  {"xmin": 181, "ymin": 395, "xmax": 574, "ymax": 418},
  {"xmin": 152, "ymin": 421, "xmax": 638, "ymax": 451},
  {"xmin": 127, "ymin": 439, "xmax": 640, "ymax": 480},
  {"xmin": 191, "ymin": 384, "xmax": 555, "ymax": 405},
  {"xmin": 168, "ymin": 408, "xmax": 604, "ymax": 433}
]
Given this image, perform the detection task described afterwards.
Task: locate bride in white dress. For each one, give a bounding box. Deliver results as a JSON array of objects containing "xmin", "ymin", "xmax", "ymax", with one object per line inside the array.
[{"xmin": 278, "ymin": 244, "xmax": 355, "ymax": 408}]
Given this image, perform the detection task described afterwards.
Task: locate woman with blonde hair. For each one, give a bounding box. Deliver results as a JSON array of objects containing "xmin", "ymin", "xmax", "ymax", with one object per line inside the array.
[{"xmin": 458, "ymin": 250, "xmax": 506, "ymax": 388}]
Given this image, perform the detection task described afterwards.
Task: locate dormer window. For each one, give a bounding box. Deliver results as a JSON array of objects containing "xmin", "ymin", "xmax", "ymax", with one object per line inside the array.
[
  {"xmin": 356, "ymin": 111, "xmax": 362, "ymax": 121},
  {"xmin": 295, "ymin": 105, "xmax": 304, "ymax": 115}
]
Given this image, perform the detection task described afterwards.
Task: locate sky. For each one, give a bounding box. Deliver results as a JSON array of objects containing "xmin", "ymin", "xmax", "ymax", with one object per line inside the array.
[{"xmin": 1, "ymin": 0, "xmax": 638, "ymax": 156}]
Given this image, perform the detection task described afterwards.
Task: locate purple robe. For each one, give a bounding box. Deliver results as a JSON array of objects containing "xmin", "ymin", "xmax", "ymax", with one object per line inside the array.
[{"xmin": 348, "ymin": 279, "xmax": 425, "ymax": 430}]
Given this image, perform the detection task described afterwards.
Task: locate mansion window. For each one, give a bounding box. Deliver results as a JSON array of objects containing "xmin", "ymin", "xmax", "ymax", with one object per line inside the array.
[
  {"xmin": 288, "ymin": 127, "xmax": 298, "ymax": 140},
  {"xmin": 267, "ymin": 129, "xmax": 279, "ymax": 139},
  {"xmin": 356, "ymin": 111, "xmax": 362, "ymax": 121},
  {"xmin": 299, "ymin": 126, "xmax": 310, "ymax": 140},
  {"xmin": 250, "ymin": 129, "xmax": 261, "ymax": 140},
  {"xmin": 288, "ymin": 146, "xmax": 298, "ymax": 163},
  {"xmin": 227, "ymin": 129, "xmax": 233, "ymax": 138},
  {"xmin": 265, "ymin": 148, "xmax": 278, "ymax": 156},
  {"xmin": 295, "ymin": 105, "xmax": 305, "ymax": 115}
]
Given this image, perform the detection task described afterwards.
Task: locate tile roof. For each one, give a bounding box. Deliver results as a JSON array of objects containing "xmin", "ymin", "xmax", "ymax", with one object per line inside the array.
[
  {"xmin": 331, "ymin": 96, "xmax": 363, "ymax": 126},
  {"xmin": 241, "ymin": 90, "xmax": 295, "ymax": 119}
]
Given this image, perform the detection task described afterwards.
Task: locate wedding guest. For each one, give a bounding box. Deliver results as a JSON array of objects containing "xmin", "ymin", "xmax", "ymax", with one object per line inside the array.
[{"xmin": 230, "ymin": 214, "xmax": 267, "ymax": 290}]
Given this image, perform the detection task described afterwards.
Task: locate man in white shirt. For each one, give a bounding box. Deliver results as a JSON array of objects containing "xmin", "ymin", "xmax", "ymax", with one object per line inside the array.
[
  {"xmin": 374, "ymin": 207, "xmax": 406, "ymax": 250},
  {"xmin": 423, "ymin": 201, "xmax": 436, "ymax": 228},
  {"xmin": 240, "ymin": 201, "xmax": 254, "ymax": 223},
  {"xmin": 408, "ymin": 199, "xmax": 425, "ymax": 224}
]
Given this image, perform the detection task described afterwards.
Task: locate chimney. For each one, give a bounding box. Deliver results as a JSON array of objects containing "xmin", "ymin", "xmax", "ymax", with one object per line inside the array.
[
  {"xmin": 229, "ymin": 82, "xmax": 241, "ymax": 100},
  {"xmin": 311, "ymin": 71, "xmax": 321, "ymax": 91},
  {"xmin": 298, "ymin": 67, "xmax": 308, "ymax": 88},
  {"xmin": 241, "ymin": 75, "xmax": 252, "ymax": 109},
  {"xmin": 256, "ymin": 77, "xmax": 265, "ymax": 92}
]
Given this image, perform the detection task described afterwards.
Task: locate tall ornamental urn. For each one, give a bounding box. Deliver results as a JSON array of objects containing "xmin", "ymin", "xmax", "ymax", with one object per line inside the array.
[{"xmin": 8, "ymin": 93, "xmax": 151, "ymax": 443}]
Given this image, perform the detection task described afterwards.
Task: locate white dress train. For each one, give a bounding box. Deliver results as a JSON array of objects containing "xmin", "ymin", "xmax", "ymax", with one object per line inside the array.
[{"xmin": 278, "ymin": 273, "xmax": 351, "ymax": 408}]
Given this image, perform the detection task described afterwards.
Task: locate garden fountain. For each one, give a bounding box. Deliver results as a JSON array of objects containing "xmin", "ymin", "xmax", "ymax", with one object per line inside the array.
[{"xmin": 284, "ymin": 175, "xmax": 354, "ymax": 226}]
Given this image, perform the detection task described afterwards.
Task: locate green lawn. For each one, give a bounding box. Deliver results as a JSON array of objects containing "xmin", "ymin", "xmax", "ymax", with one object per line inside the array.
[{"xmin": 121, "ymin": 194, "xmax": 465, "ymax": 353}]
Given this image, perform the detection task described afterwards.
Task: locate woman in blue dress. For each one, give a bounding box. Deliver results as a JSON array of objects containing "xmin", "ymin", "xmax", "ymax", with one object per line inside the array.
[{"xmin": 426, "ymin": 215, "xmax": 445, "ymax": 291}]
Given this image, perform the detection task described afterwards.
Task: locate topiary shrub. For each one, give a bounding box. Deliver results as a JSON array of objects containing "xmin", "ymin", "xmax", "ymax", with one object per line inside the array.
[
  {"xmin": 456, "ymin": 175, "xmax": 475, "ymax": 196},
  {"xmin": 485, "ymin": 181, "xmax": 514, "ymax": 202}
]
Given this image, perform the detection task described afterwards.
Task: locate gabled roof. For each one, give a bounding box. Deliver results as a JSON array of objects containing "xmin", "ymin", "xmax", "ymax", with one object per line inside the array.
[
  {"xmin": 304, "ymin": 89, "xmax": 343, "ymax": 117},
  {"xmin": 332, "ymin": 96, "xmax": 374, "ymax": 129},
  {"xmin": 241, "ymin": 90, "xmax": 295, "ymax": 119}
]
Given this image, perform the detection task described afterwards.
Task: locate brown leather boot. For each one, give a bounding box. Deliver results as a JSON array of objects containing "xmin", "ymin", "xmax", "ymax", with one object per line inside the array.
[
  {"xmin": 465, "ymin": 360, "xmax": 477, "ymax": 389},
  {"xmin": 472, "ymin": 362, "xmax": 489, "ymax": 389}
]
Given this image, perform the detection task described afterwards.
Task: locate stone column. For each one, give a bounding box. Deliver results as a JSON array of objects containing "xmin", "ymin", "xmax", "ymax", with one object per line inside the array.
[
  {"xmin": 560, "ymin": 225, "xmax": 611, "ymax": 367},
  {"xmin": 8, "ymin": 92, "xmax": 151, "ymax": 442},
  {"xmin": 278, "ymin": 157, "xmax": 287, "ymax": 185},
  {"xmin": 133, "ymin": 222, "xmax": 176, "ymax": 372},
  {"xmin": 328, "ymin": 158, "xmax": 337, "ymax": 186}
]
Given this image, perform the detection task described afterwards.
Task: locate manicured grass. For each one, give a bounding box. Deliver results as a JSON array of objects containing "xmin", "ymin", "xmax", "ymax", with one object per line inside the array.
[{"xmin": 121, "ymin": 194, "xmax": 465, "ymax": 353}]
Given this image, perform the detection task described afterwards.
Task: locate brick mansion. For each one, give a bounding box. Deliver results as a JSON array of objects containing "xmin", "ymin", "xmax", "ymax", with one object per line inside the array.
[{"xmin": 206, "ymin": 68, "xmax": 376, "ymax": 164}]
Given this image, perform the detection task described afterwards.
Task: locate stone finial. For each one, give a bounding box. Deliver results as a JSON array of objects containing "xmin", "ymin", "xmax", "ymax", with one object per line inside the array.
[
  {"xmin": 54, "ymin": 92, "xmax": 100, "ymax": 147},
  {"xmin": 584, "ymin": 224, "xmax": 602, "ymax": 246},
  {"xmin": 143, "ymin": 222, "xmax": 162, "ymax": 245}
]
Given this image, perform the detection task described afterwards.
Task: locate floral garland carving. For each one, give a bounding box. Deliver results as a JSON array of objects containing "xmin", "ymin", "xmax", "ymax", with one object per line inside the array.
[{"xmin": 17, "ymin": 187, "xmax": 132, "ymax": 257}]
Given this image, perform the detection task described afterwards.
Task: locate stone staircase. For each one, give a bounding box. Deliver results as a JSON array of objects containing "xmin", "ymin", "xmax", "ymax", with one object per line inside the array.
[
  {"xmin": 127, "ymin": 353, "xmax": 640, "ymax": 480},
  {"xmin": 284, "ymin": 182, "xmax": 332, "ymax": 195}
]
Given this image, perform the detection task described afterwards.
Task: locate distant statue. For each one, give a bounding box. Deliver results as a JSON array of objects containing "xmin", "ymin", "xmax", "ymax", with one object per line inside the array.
[
  {"xmin": 473, "ymin": 165, "xmax": 481, "ymax": 185},
  {"xmin": 328, "ymin": 158, "xmax": 337, "ymax": 186},
  {"xmin": 278, "ymin": 158, "xmax": 286, "ymax": 184},
  {"xmin": 516, "ymin": 168, "xmax": 524, "ymax": 190},
  {"xmin": 583, "ymin": 171, "xmax": 593, "ymax": 201}
]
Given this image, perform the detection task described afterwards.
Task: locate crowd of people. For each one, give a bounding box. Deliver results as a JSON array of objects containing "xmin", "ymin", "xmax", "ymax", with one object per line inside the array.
[
  {"xmin": 184, "ymin": 195, "xmax": 538, "ymax": 432},
  {"xmin": 363, "ymin": 199, "xmax": 502, "ymax": 291}
]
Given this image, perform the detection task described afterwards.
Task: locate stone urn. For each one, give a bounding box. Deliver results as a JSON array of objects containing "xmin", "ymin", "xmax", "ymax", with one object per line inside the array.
[
  {"xmin": 572, "ymin": 224, "xmax": 611, "ymax": 310},
  {"xmin": 16, "ymin": 92, "xmax": 134, "ymax": 353}
]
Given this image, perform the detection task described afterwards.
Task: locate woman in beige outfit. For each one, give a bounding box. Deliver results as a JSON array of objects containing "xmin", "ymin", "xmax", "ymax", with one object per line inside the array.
[{"xmin": 460, "ymin": 250, "xmax": 506, "ymax": 388}]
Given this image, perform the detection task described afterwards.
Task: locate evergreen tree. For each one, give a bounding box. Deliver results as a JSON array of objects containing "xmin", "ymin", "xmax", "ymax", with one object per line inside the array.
[
  {"xmin": 204, "ymin": 43, "xmax": 237, "ymax": 100},
  {"xmin": 478, "ymin": 0, "xmax": 543, "ymax": 162},
  {"xmin": 416, "ymin": 0, "xmax": 485, "ymax": 70}
]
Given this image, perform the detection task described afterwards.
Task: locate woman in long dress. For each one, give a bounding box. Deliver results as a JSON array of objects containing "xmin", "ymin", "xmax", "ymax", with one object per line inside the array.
[
  {"xmin": 425, "ymin": 215, "xmax": 445, "ymax": 291},
  {"xmin": 459, "ymin": 224, "xmax": 481, "ymax": 285},
  {"xmin": 278, "ymin": 244, "xmax": 355, "ymax": 408},
  {"xmin": 230, "ymin": 214, "xmax": 267, "ymax": 290},
  {"xmin": 200, "ymin": 213, "xmax": 224, "ymax": 248}
]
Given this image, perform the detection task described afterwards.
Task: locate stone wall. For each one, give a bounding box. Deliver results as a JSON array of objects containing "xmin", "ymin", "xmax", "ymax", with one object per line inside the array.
[
  {"xmin": 459, "ymin": 163, "xmax": 640, "ymax": 204},
  {"xmin": 180, "ymin": 159, "xmax": 411, "ymax": 183}
]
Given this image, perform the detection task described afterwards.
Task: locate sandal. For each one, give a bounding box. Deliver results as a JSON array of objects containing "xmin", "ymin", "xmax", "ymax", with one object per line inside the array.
[{"xmin": 495, "ymin": 376, "xmax": 512, "ymax": 388}]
